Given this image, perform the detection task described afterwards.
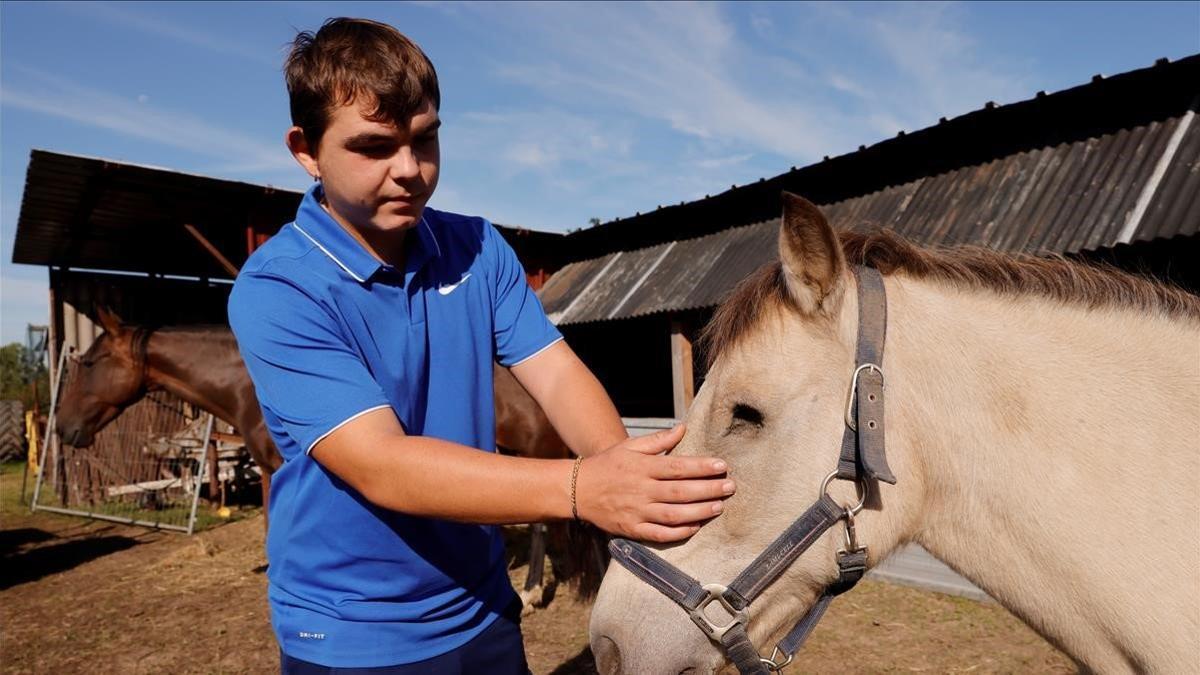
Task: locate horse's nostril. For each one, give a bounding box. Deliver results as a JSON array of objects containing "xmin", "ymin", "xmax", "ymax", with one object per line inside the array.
[{"xmin": 592, "ymin": 635, "xmax": 622, "ymax": 674}]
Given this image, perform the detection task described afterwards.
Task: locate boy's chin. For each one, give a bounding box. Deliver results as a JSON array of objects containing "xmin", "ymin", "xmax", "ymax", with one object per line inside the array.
[{"xmin": 371, "ymin": 211, "xmax": 422, "ymax": 232}]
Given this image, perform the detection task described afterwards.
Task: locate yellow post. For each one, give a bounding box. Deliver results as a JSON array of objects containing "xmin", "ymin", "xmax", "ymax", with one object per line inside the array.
[{"xmin": 25, "ymin": 410, "xmax": 40, "ymax": 475}]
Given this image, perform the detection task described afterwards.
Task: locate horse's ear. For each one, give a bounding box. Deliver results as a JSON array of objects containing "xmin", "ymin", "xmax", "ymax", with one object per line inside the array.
[
  {"xmin": 95, "ymin": 306, "xmax": 125, "ymax": 336},
  {"xmin": 778, "ymin": 192, "xmax": 846, "ymax": 315}
]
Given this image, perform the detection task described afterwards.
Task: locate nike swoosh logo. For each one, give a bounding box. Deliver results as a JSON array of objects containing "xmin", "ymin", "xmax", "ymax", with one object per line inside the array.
[{"xmin": 438, "ymin": 273, "xmax": 471, "ymax": 295}]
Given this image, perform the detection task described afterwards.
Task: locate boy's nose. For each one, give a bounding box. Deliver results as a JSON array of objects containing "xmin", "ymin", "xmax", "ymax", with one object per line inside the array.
[{"xmin": 390, "ymin": 146, "xmax": 421, "ymax": 181}]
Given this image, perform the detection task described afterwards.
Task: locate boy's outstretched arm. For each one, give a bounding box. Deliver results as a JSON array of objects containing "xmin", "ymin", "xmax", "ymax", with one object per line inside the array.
[{"xmin": 311, "ymin": 409, "xmax": 734, "ymax": 543}]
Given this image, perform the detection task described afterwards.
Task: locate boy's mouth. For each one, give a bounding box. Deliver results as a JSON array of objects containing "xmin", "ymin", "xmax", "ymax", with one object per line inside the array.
[{"xmin": 383, "ymin": 195, "xmax": 420, "ymax": 206}]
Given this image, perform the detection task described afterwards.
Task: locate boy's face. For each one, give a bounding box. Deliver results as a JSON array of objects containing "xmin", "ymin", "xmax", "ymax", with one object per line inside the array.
[{"xmin": 290, "ymin": 97, "xmax": 440, "ymax": 235}]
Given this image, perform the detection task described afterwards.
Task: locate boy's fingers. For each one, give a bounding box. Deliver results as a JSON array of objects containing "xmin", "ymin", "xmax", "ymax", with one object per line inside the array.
[
  {"xmin": 632, "ymin": 522, "xmax": 702, "ymax": 544},
  {"xmin": 646, "ymin": 501, "xmax": 724, "ymax": 527},
  {"xmin": 646, "ymin": 455, "xmax": 730, "ymax": 480},
  {"xmin": 650, "ymin": 477, "xmax": 735, "ymax": 503},
  {"xmin": 624, "ymin": 423, "xmax": 686, "ymax": 455}
]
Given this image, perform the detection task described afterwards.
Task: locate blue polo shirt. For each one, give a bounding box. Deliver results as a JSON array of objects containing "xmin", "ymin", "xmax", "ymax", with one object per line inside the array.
[{"xmin": 227, "ymin": 184, "xmax": 562, "ymax": 667}]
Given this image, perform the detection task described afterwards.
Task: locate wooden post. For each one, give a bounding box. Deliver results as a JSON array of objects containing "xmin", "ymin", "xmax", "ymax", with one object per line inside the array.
[
  {"xmin": 207, "ymin": 437, "xmax": 220, "ymax": 505},
  {"xmin": 670, "ymin": 320, "xmax": 695, "ymax": 419}
]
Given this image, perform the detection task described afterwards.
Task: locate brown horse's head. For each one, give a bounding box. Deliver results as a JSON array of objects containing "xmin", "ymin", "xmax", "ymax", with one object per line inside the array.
[{"xmin": 56, "ymin": 307, "xmax": 153, "ymax": 447}]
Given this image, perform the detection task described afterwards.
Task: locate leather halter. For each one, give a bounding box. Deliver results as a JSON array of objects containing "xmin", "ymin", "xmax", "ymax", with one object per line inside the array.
[
  {"xmin": 608, "ymin": 266, "xmax": 895, "ymax": 674},
  {"xmin": 130, "ymin": 326, "xmax": 156, "ymax": 396}
]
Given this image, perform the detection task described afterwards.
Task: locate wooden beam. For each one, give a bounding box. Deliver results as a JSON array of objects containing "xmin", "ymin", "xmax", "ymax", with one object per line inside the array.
[
  {"xmin": 210, "ymin": 431, "xmax": 246, "ymax": 446},
  {"xmin": 670, "ymin": 320, "xmax": 695, "ymax": 419},
  {"xmin": 183, "ymin": 223, "xmax": 240, "ymax": 277}
]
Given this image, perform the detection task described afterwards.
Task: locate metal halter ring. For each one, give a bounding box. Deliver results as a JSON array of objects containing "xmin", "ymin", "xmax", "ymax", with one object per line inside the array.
[
  {"xmin": 688, "ymin": 583, "xmax": 749, "ymax": 641},
  {"xmin": 844, "ymin": 363, "xmax": 883, "ymax": 431},
  {"xmin": 820, "ymin": 471, "xmax": 868, "ymax": 516},
  {"xmin": 761, "ymin": 645, "xmax": 795, "ymax": 672}
]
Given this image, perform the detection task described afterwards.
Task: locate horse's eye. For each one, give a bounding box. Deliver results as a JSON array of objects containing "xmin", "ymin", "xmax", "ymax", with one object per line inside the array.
[{"xmin": 728, "ymin": 403, "xmax": 764, "ymax": 433}]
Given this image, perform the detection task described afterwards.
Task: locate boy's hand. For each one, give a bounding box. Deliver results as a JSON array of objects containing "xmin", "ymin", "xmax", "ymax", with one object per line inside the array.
[{"xmin": 574, "ymin": 424, "xmax": 735, "ymax": 543}]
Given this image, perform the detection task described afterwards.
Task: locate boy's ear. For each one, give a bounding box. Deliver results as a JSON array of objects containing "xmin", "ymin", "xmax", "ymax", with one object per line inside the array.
[{"xmin": 285, "ymin": 126, "xmax": 320, "ymax": 180}]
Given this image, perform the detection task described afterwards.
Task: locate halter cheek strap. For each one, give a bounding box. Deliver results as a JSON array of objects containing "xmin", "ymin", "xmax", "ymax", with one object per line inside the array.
[
  {"xmin": 838, "ymin": 265, "xmax": 894, "ymax": 485},
  {"xmin": 608, "ymin": 266, "xmax": 892, "ymax": 674},
  {"xmin": 131, "ymin": 326, "xmax": 156, "ymax": 396}
]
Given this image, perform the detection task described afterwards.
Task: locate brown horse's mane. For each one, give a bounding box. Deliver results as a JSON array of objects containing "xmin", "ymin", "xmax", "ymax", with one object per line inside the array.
[
  {"xmin": 153, "ymin": 324, "xmax": 236, "ymax": 336},
  {"xmin": 701, "ymin": 229, "xmax": 1200, "ymax": 367}
]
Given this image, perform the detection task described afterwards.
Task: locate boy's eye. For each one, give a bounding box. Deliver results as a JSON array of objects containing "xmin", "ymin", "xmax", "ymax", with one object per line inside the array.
[{"xmin": 353, "ymin": 144, "xmax": 395, "ymax": 158}]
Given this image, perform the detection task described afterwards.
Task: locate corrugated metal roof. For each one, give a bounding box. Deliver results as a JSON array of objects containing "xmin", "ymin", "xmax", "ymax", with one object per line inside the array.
[
  {"xmin": 12, "ymin": 150, "xmax": 302, "ymax": 278},
  {"xmin": 543, "ymin": 106, "xmax": 1200, "ymax": 325},
  {"xmin": 12, "ymin": 150, "xmax": 566, "ymax": 280}
]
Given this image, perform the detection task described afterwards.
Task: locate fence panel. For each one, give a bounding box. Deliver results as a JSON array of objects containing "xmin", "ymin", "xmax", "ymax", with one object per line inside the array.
[{"xmin": 32, "ymin": 358, "xmax": 214, "ymax": 533}]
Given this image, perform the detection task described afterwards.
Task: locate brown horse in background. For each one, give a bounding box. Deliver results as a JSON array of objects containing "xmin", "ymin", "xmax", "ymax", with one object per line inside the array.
[{"xmin": 55, "ymin": 308, "xmax": 607, "ymax": 604}]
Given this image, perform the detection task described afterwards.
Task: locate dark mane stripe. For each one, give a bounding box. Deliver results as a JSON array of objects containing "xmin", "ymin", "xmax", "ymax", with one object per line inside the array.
[{"xmin": 701, "ymin": 229, "xmax": 1200, "ymax": 367}]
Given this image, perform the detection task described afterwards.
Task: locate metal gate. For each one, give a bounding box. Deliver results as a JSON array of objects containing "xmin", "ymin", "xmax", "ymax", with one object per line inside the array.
[{"xmin": 31, "ymin": 348, "xmax": 214, "ymax": 534}]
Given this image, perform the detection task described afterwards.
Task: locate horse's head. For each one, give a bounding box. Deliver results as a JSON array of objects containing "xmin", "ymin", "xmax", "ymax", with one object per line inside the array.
[
  {"xmin": 590, "ymin": 194, "xmax": 920, "ymax": 673},
  {"xmin": 56, "ymin": 307, "xmax": 151, "ymax": 447}
]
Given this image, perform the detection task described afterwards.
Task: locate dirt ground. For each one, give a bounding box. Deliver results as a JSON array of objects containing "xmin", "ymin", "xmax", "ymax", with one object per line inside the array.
[{"xmin": 1, "ymin": 463, "xmax": 1074, "ymax": 674}]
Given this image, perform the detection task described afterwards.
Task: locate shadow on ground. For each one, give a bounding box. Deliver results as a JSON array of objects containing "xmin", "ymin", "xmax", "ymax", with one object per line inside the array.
[
  {"xmin": 1, "ymin": 533, "xmax": 139, "ymax": 590},
  {"xmin": 548, "ymin": 646, "xmax": 596, "ymax": 675}
]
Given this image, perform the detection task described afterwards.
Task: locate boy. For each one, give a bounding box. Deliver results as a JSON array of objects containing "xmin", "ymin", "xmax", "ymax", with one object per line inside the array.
[{"xmin": 228, "ymin": 17, "xmax": 734, "ymax": 673}]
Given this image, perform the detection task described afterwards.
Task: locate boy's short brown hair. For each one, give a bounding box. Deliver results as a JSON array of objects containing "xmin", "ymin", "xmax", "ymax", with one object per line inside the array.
[{"xmin": 285, "ymin": 18, "xmax": 440, "ymax": 149}]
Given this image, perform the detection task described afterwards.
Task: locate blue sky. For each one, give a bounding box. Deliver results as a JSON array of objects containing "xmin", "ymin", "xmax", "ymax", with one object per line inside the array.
[{"xmin": 2, "ymin": 1, "xmax": 1198, "ymax": 345}]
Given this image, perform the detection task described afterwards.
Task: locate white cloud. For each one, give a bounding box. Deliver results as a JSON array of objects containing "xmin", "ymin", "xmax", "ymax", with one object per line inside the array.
[
  {"xmin": 0, "ymin": 67, "xmax": 295, "ymax": 174},
  {"xmin": 828, "ymin": 73, "xmax": 874, "ymax": 101},
  {"xmin": 867, "ymin": 4, "xmax": 1029, "ymax": 121},
  {"xmin": 485, "ymin": 3, "xmax": 842, "ymax": 160},
  {"xmin": 803, "ymin": 2, "xmax": 1030, "ymax": 130},
  {"xmin": 52, "ymin": 1, "xmax": 280, "ymax": 66},
  {"xmin": 697, "ymin": 154, "xmax": 754, "ymax": 170},
  {"xmin": 447, "ymin": 109, "xmax": 638, "ymax": 184},
  {"xmin": 470, "ymin": 2, "xmax": 1030, "ymax": 165}
]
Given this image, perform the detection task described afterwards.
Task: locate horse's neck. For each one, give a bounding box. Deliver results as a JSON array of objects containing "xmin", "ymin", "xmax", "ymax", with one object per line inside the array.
[
  {"xmin": 145, "ymin": 330, "xmax": 247, "ymax": 426},
  {"xmin": 884, "ymin": 277, "xmax": 1199, "ymax": 671}
]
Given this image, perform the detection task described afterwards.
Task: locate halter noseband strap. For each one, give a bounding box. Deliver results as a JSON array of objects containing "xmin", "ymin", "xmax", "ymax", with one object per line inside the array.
[{"xmin": 608, "ymin": 266, "xmax": 894, "ymax": 674}]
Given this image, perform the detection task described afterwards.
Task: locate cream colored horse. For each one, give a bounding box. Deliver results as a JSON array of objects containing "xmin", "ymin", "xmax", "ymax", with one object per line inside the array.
[{"xmin": 590, "ymin": 194, "xmax": 1200, "ymax": 674}]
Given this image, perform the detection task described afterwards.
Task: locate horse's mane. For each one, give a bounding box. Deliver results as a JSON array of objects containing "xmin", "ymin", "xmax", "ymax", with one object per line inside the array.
[
  {"xmin": 701, "ymin": 229, "xmax": 1200, "ymax": 367},
  {"xmin": 154, "ymin": 324, "xmax": 235, "ymax": 336}
]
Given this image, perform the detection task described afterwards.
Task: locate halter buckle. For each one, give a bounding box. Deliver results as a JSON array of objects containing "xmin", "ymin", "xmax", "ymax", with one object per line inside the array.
[
  {"xmin": 845, "ymin": 363, "xmax": 883, "ymax": 431},
  {"xmin": 688, "ymin": 583, "xmax": 749, "ymax": 641}
]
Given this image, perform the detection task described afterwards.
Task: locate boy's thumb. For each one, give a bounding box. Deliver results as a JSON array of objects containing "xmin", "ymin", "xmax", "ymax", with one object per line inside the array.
[{"xmin": 626, "ymin": 423, "xmax": 685, "ymax": 455}]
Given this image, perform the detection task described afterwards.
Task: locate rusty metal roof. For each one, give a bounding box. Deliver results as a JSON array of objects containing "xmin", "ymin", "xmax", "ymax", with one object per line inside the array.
[{"xmin": 543, "ymin": 97, "xmax": 1200, "ymax": 325}]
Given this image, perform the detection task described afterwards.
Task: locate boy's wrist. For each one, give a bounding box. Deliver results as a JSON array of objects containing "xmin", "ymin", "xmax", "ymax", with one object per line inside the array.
[
  {"xmin": 540, "ymin": 458, "xmax": 578, "ymax": 522},
  {"xmin": 569, "ymin": 456, "xmax": 584, "ymax": 520}
]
